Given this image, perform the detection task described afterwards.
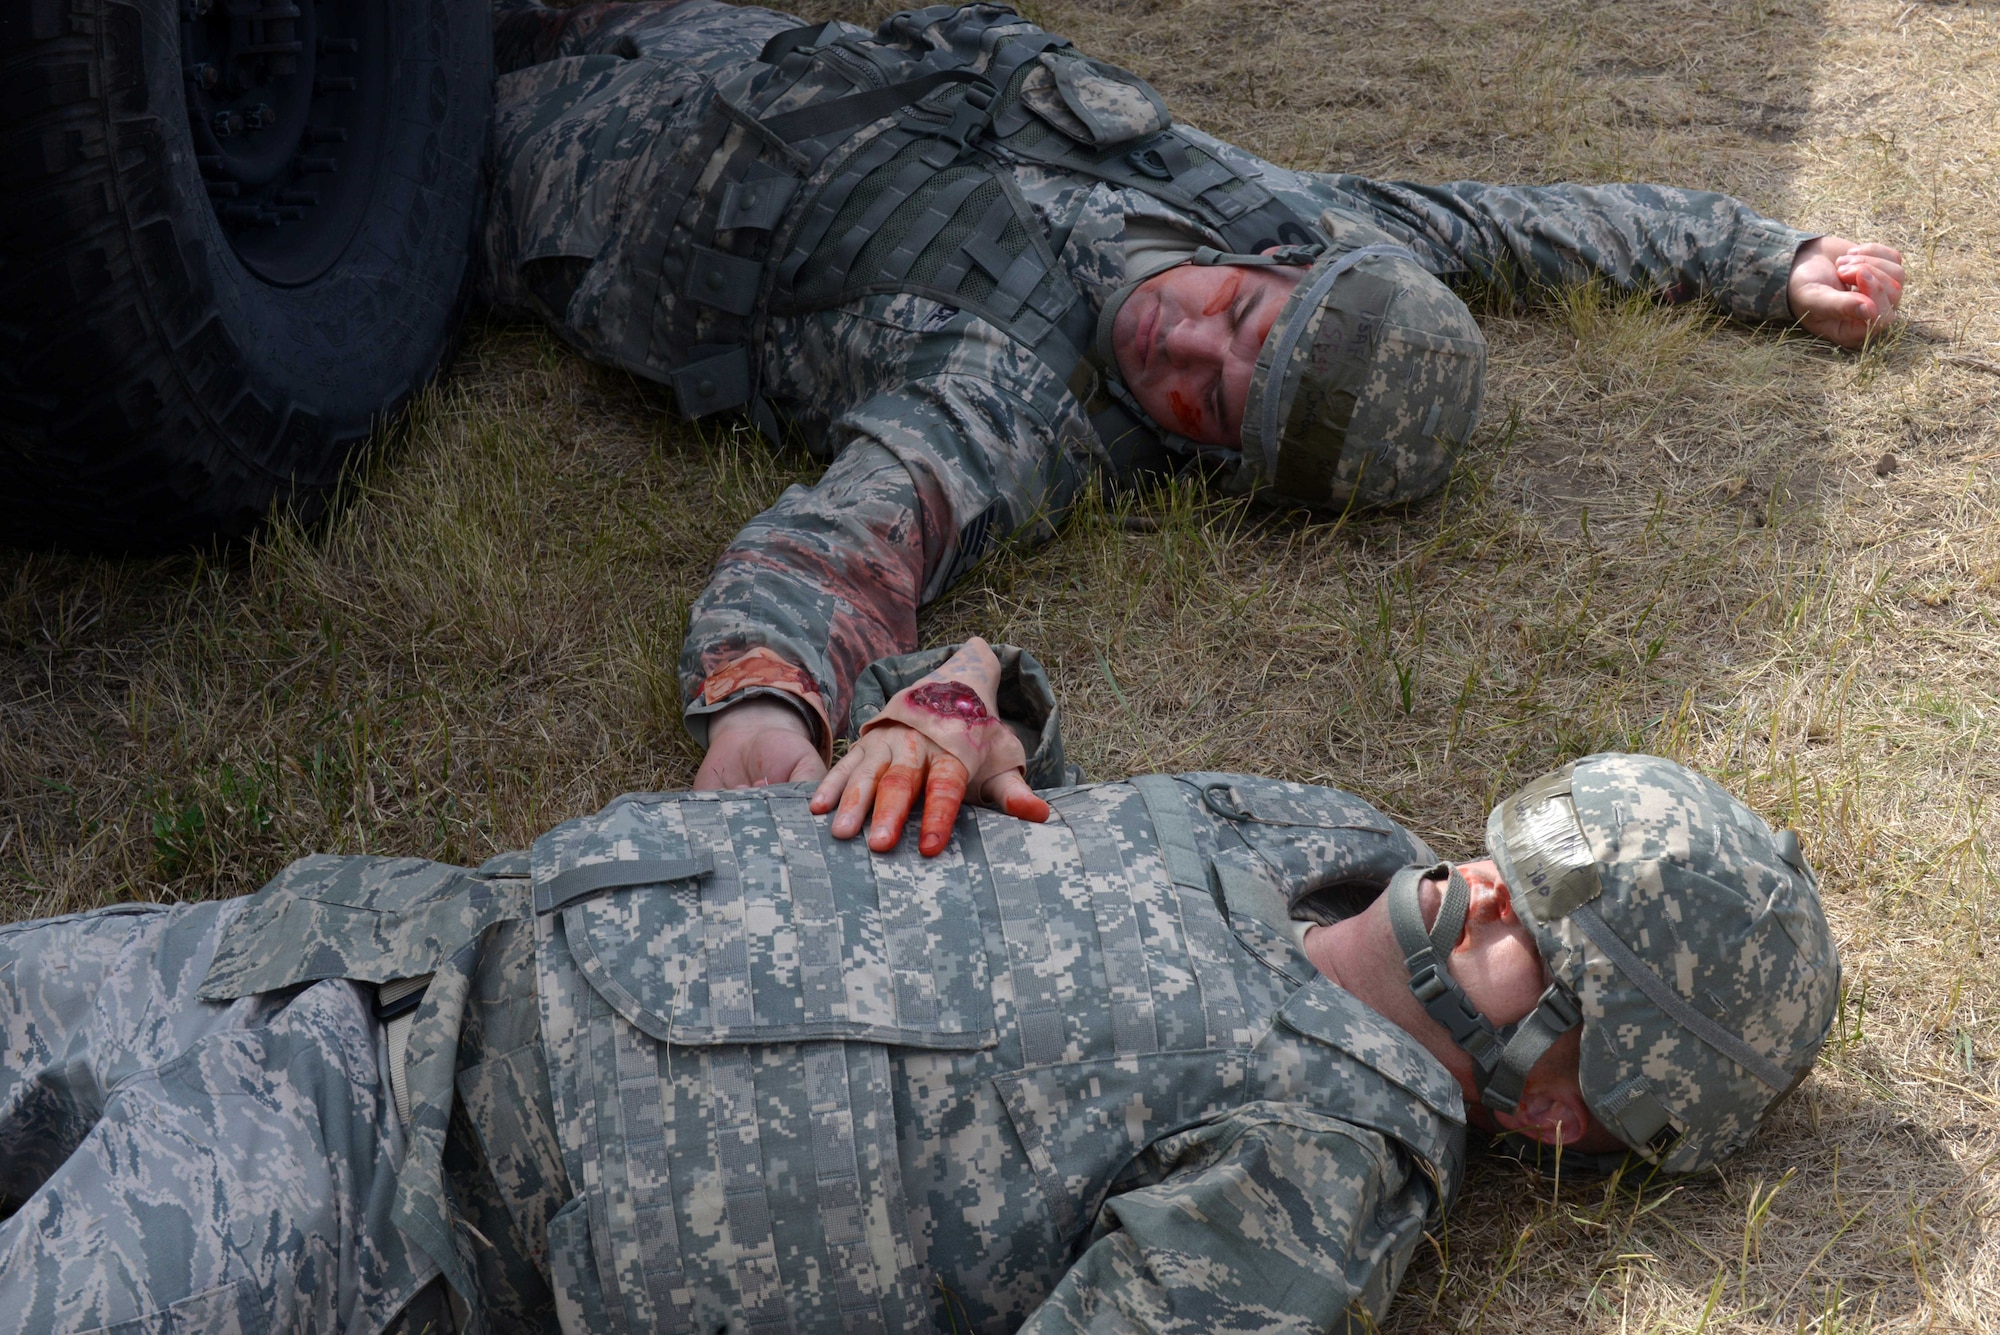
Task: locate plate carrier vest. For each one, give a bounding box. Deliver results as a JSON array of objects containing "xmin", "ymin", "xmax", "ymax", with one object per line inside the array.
[
  {"xmin": 528, "ymin": 776, "xmax": 1465, "ymax": 1335},
  {"xmin": 642, "ymin": 2, "xmax": 1322, "ymax": 457}
]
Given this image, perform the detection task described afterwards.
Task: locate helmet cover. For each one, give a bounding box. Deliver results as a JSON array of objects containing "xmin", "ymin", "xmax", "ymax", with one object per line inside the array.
[
  {"xmin": 1485, "ymin": 753, "xmax": 1841, "ymax": 1174},
  {"xmin": 1240, "ymin": 245, "xmax": 1487, "ymax": 512}
]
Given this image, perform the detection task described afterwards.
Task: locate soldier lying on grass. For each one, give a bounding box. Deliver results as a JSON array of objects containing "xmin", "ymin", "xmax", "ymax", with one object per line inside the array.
[
  {"xmin": 478, "ymin": 0, "xmax": 1903, "ymax": 817},
  {"xmin": 0, "ymin": 642, "xmax": 1838, "ymax": 1334}
]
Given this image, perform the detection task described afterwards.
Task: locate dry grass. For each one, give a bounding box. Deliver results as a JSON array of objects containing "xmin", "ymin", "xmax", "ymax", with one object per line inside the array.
[{"xmin": 5, "ymin": 0, "xmax": 1998, "ymax": 1329}]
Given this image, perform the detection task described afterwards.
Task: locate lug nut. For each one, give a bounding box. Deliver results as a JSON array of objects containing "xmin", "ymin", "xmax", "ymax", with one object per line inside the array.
[
  {"xmin": 244, "ymin": 103, "xmax": 274, "ymax": 131},
  {"xmin": 189, "ymin": 0, "xmax": 211, "ymax": 15},
  {"xmin": 212, "ymin": 110, "xmax": 243, "ymax": 137},
  {"xmin": 190, "ymin": 62, "xmax": 219, "ymax": 91}
]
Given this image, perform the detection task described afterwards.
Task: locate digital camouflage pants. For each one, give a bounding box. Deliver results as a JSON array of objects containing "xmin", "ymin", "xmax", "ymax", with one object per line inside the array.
[{"xmin": 0, "ymin": 900, "xmax": 434, "ymax": 1334}]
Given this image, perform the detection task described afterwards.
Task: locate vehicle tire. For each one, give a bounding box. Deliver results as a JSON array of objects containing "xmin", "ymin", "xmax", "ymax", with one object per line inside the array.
[{"xmin": 0, "ymin": 0, "xmax": 491, "ymax": 551}]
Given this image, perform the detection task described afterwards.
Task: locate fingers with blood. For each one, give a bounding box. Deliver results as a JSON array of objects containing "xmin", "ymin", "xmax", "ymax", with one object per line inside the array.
[
  {"xmin": 870, "ymin": 763, "xmax": 920, "ymax": 852},
  {"xmin": 919, "ymin": 758, "xmax": 970, "ymax": 856}
]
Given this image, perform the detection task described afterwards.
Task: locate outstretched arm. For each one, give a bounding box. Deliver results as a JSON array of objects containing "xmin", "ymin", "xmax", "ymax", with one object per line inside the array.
[
  {"xmin": 683, "ymin": 368, "xmax": 1089, "ymax": 787},
  {"xmin": 1322, "ymin": 175, "xmax": 1901, "ymax": 342}
]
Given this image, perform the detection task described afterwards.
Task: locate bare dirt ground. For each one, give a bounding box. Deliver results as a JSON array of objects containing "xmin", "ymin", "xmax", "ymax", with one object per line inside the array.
[{"xmin": 5, "ymin": 0, "xmax": 1998, "ymax": 1329}]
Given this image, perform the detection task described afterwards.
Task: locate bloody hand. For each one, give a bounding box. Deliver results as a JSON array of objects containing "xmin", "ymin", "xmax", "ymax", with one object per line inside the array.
[{"xmin": 808, "ymin": 638, "xmax": 1051, "ymax": 856}]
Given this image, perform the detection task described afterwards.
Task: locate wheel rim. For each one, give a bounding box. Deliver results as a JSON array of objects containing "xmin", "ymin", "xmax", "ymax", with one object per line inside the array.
[{"xmin": 180, "ymin": 0, "xmax": 388, "ymax": 287}]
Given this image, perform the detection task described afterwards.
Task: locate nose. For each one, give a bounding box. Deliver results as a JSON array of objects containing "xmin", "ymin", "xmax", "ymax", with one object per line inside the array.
[
  {"xmin": 1469, "ymin": 881, "xmax": 1512, "ymax": 922},
  {"xmin": 1162, "ymin": 309, "xmax": 1226, "ymax": 367},
  {"xmin": 1456, "ymin": 869, "xmax": 1517, "ymax": 937}
]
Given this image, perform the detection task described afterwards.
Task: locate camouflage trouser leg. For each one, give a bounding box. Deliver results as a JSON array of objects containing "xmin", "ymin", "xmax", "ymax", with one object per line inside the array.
[{"xmin": 0, "ymin": 901, "xmax": 431, "ymax": 1334}]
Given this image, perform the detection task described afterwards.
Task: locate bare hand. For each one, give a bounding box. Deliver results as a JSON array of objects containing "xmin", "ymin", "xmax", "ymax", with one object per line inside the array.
[
  {"xmin": 1787, "ymin": 236, "xmax": 1904, "ymax": 349},
  {"xmin": 695, "ymin": 698, "xmax": 828, "ymax": 790},
  {"xmin": 809, "ymin": 720, "xmax": 1050, "ymax": 857}
]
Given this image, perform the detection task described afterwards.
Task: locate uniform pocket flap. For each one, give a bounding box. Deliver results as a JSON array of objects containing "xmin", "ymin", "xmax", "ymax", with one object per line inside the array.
[
  {"xmin": 1187, "ymin": 774, "xmax": 1435, "ymax": 919},
  {"xmin": 994, "ymin": 1051, "xmax": 1250, "ymax": 1242},
  {"xmin": 1019, "ymin": 52, "xmax": 1170, "ymax": 148},
  {"xmin": 1209, "ymin": 848, "xmax": 1310, "ymax": 976},
  {"xmin": 536, "ymin": 792, "xmax": 997, "ymax": 1049}
]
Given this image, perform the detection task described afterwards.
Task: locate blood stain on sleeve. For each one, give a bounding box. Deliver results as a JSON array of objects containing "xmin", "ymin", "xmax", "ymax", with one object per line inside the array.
[{"xmin": 905, "ymin": 681, "xmax": 994, "ymax": 726}]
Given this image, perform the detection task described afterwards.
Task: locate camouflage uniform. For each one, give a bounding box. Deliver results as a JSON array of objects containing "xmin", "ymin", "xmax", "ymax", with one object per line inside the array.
[
  {"xmin": 0, "ymin": 650, "xmax": 1467, "ymax": 1334},
  {"xmin": 481, "ymin": 0, "xmax": 1814, "ymax": 751},
  {"xmin": 0, "ymin": 899, "xmax": 438, "ymax": 1334}
]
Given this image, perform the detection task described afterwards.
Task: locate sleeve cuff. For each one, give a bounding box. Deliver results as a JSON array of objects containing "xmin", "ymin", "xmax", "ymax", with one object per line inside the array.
[
  {"xmin": 683, "ymin": 647, "xmax": 834, "ymax": 762},
  {"xmin": 1726, "ymin": 221, "xmax": 1820, "ymax": 324}
]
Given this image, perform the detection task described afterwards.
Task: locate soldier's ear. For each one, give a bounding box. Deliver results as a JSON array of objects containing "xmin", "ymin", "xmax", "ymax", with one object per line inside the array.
[{"xmin": 1491, "ymin": 1086, "xmax": 1593, "ymax": 1148}]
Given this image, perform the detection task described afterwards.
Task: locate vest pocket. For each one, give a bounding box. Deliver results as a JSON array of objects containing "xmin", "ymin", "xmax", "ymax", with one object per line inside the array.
[
  {"xmin": 534, "ymin": 791, "xmax": 998, "ymax": 1049},
  {"xmin": 1018, "ymin": 52, "xmax": 1170, "ymax": 148},
  {"xmin": 546, "ymin": 1196, "xmax": 614, "ymax": 1333}
]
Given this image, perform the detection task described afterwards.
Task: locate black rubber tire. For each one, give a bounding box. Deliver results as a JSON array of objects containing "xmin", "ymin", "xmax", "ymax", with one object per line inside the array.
[{"xmin": 0, "ymin": 0, "xmax": 491, "ymax": 552}]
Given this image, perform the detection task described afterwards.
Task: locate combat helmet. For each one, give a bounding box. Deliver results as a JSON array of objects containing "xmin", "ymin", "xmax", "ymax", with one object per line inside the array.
[
  {"xmin": 1097, "ymin": 240, "xmax": 1487, "ymax": 510},
  {"xmin": 1384, "ymin": 753, "xmax": 1840, "ymax": 1174}
]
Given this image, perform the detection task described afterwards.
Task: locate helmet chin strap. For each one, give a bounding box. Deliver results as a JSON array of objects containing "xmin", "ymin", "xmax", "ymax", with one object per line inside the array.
[
  {"xmin": 1188, "ymin": 243, "xmax": 1323, "ymax": 268},
  {"xmin": 1385, "ymin": 863, "xmax": 1584, "ymax": 1116}
]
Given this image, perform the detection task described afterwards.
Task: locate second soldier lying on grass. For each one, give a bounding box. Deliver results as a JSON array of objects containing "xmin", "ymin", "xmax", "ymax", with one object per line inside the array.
[
  {"xmin": 1, "ymin": 640, "xmax": 1839, "ymax": 1334},
  {"xmin": 480, "ymin": 0, "xmax": 1905, "ymax": 818}
]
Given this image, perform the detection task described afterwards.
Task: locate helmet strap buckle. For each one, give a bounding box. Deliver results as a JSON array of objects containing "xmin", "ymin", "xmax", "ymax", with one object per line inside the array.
[{"xmin": 1387, "ymin": 862, "xmax": 1589, "ymax": 1116}]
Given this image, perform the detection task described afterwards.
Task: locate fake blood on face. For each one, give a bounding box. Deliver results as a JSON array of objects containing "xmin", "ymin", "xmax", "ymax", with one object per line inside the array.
[
  {"xmin": 905, "ymin": 680, "xmax": 993, "ymax": 726},
  {"xmin": 1168, "ymin": 390, "xmax": 1205, "ymax": 436}
]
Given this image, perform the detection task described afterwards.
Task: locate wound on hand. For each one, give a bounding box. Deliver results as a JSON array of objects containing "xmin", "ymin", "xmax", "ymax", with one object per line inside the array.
[{"xmin": 905, "ymin": 680, "xmax": 994, "ymax": 726}]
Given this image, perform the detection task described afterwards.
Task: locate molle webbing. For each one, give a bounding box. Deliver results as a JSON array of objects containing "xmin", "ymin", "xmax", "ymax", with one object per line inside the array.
[
  {"xmin": 1000, "ymin": 121, "xmax": 1317, "ymax": 258},
  {"xmin": 760, "ymin": 29, "xmax": 1095, "ymax": 379},
  {"xmin": 649, "ymin": 7, "xmax": 1324, "ymax": 438}
]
